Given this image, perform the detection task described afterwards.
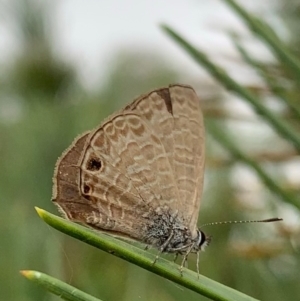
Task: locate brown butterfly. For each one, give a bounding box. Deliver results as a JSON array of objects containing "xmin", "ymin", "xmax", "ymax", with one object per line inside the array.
[{"xmin": 52, "ymin": 84, "xmax": 282, "ymax": 275}]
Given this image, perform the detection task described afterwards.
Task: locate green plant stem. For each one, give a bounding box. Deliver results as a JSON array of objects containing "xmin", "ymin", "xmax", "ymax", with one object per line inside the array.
[
  {"xmin": 232, "ymin": 36, "xmax": 300, "ymax": 120},
  {"xmin": 36, "ymin": 208, "xmax": 260, "ymax": 301},
  {"xmin": 222, "ymin": 0, "xmax": 300, "ymax": 81},
  {"xmin": 161, "ymin": 24, "xmax": 300, "ymax": 152},
  {"xmin": 206, "ymin": 121, "xmax": 299, "ymax": 209},
  {"xmin": 20, "ymin": 270, "xmax": 102, "ymax": 301}
]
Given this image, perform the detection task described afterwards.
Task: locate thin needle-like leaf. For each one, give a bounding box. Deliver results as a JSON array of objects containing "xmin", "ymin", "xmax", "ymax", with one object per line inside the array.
[
  {"xmin": 35, "ymin": 207, "xmax": 260, "ymax": 301},
  {"xmin": 206, "ymin": 121, "xmax": 300, "ymax": 209},
  {"xmin": 222, "ymin": 0, "xmax": 300, "ymax": 81},
  {"xmin": 161, "ymin": 24, "xmax": 300, "ymax": 152},
  {"xmin": 20, "ymin": 270, "xmax": 102, "ymax": 301}
]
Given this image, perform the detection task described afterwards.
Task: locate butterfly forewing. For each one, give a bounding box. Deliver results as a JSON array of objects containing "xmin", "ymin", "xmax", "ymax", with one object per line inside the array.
[
  {"xmin": 124, "ymin": 84, "xmax": 205, "ymax": 234},
  {"xmin": 52, "ymin": 84, "xmax": 204, "ymax": 242}
]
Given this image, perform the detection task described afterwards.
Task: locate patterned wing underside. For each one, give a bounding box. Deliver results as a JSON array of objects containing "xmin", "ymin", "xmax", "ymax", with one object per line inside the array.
[
  {"xmin": 80, "ymin": 84, "xmax": 204, "ymax": 235},
  {"xmin": 53, "ymin": 84, "xmax": 204, "ymax": 240},
  {"xmin": 126, "ymin": 85, "xmax": 204, "ymax": 233},
  {"xmin": 53, "ymin": 132, "xmax": 147, "ymax": 240},
  {"xmin": 80, "ymin": 114, "xmax": 180, "ymax": 232}
]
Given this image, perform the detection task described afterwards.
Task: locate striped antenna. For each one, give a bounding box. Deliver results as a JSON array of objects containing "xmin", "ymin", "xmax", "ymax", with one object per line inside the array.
[{"xmin": 200, "ymin": 217, "xmax": 283, "ymax": 229}]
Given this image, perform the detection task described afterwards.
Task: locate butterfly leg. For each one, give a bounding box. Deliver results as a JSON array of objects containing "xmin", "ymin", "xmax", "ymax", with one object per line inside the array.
[
  {"xmin": 152, "ymin": 230, "xmax": 174, "ymax": 265},
  {"xmin": 179, "ymin": 255, "xmax": 187, "ymax": 276},
  {"xmin": 196, "ymin": 251, "xmax": 200, "ymax": 279},
  {"xmin": 179, "ymin": 244, "xmax": 194, "ymax": 276}
]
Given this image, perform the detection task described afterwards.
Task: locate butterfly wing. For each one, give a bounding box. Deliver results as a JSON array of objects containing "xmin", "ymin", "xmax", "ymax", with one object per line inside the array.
[
  {"xmin": 125, "ymin": 84, "xmax": 205, "ymax": 235},
  {"xmin": 52, "ymin": 129, "xmax": 151, "ymax": 240},
  {"xmin": 52, "ymin": 84, "xmax": 204, "ymax": 240}
]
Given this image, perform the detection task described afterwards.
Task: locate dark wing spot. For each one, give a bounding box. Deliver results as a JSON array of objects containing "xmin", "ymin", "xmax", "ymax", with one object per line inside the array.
[
  {"xmin": 86, "ymin": 158, "xmax": 102, "ymax": 171},
  {"xmin": 157, "ymin": 88, "xmax": 173, "ymax": 115},
  {"xmin": 83, "ymin": 185, "xmax": 90, "ymax": 194}
]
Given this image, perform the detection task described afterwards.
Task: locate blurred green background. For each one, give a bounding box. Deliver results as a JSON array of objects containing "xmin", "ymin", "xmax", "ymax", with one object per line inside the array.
[{"xmin": 1, "ymin": 0, "xmax": 299, "ymax": 300}]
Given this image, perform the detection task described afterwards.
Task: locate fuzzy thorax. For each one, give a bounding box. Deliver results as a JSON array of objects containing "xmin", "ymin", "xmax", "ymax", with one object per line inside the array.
[{"xmin": 142, "ymin": 206, "xmax": 210, "ymax": 254}]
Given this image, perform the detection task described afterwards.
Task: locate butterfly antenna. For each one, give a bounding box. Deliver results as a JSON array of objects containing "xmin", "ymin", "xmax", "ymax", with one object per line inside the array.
[{"xmin": 200, "ymin": 217, "xmax": 283, "ymax": 229}]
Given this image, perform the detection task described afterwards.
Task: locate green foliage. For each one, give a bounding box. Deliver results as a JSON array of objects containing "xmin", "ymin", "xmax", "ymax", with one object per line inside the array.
[
  {"xmin": 30, "ymin": 208, "xmax": 259, "ymax": 301},
  {"xmin": 21, "ymin": 270, "xmax": 103, "ymax": 301}
]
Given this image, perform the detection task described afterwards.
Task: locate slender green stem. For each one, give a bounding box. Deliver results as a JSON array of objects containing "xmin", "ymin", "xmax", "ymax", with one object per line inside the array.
[
  {"xmin": 206, "ymin": 121, "xmax": 300, "ymax": 209},
  {"xmin": 222, "ymin": 0, "xmax": 300, "ymax": 81},
  {"xmin": 35, "ymin": 208, "xmax": 259, "ymax": 301},
  {"xmin": 20, "ymin": 270, "xmax": 102, "ymax": 301},
  {"xmin": 161, "ymin": 24, "xmax": 300, "ymax": 152},
  {"xmin": 231, "ymin": 36, "xmax": 300, "ymax": 120}
]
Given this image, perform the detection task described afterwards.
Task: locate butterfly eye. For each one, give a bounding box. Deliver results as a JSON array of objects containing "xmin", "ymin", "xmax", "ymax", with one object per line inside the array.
[{"xmin": 86, "ymin": 158, "xmax": 102, "ymax": 171}]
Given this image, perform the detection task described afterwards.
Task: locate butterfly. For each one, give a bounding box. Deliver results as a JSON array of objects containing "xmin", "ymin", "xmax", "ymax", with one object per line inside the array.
[{"xmin": 52, "ymin": 84, "xmax": 209, "ymax": 275}]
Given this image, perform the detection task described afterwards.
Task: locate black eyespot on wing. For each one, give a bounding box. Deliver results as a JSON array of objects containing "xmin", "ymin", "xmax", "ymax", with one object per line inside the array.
[
  {"xmin": 86, "ymin": 158, "xmax": 102, "ymax": 171},
  {"xmin": 83, "ymin": 184, "xmax": 90, "ymax": 194}
]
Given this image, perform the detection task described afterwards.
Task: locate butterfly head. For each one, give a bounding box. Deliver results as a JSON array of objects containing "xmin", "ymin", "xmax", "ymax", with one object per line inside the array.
[{"xmin": 194, "ymin": 229, "xmax": 211, "ymax": 252}]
